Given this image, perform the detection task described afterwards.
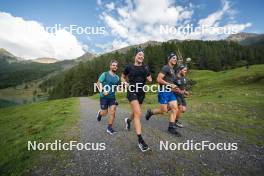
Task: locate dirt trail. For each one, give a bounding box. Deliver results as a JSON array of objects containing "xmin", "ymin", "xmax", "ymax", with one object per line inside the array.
[{"xmin": 70, "ymin": 97, "xmax": 264, "ymax": 175}]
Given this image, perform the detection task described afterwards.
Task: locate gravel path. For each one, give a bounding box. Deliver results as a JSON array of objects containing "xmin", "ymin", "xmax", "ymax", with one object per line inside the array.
[{"xmin": 75, "ymin": 97, "xmax": 264, "ymax": 175}]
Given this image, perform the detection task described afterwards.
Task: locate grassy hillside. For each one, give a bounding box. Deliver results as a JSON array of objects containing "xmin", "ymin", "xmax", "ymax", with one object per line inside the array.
[
  {"xmin": 184, "ymin": 65, "xmax": 264, "ymax": 146},
  {"xmin": 0, "ymin": 98, "xmax": 80, "ymax": 176},
  {"xmin": 91, "ymin": 64, "xmax": 264, "ymax": 146}
]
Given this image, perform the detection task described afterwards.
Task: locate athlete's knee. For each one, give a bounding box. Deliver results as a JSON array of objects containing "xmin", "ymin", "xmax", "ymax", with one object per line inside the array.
[
  {"xmin": 109, "ymin": 110, "xmax": 116, "ymax": 117},
  {"xmin": 133, "ymin": 109, "xmax": 141, "ymax": 118},
  {"xmin": 101, "ymin": 109, "xmax": 108, "ymax": 116},
  {"xmin": 170, "ymin": 105, "xmax": 178, "ymax": 112},
  {"xmin": 159, "ymin": 105, "xmax": 168, "ymax": 113}
]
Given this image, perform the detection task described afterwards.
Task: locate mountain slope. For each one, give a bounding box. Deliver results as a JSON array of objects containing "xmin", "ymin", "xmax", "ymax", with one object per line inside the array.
[
  {"xmin": 0, "ymin": 52, "xmax": 75, "ymax": 89},
  {"xmin": 75, "ymin": 52, "xmax": 96, "ymax": 62},
  {"xmin": 226, "ymin": 32, "xmax": 264, "ymax": 46},
  {"xmin": 0, "ymin": 48, "xmax": 16, "ymax": 58},
  {"xmin": 109, "ymin": 40, "xmax": 163, "ymax": 54},
  {"xmin": 0, "ymin": 48, "xmax": 23, "ymax": 63},
  {"xmin": 0, "ymin": 49, "xmax": 83, "ymax": 89},
  {"xmin": 32, "ymin": 57, "xmax": 59, "ymax": 63}
]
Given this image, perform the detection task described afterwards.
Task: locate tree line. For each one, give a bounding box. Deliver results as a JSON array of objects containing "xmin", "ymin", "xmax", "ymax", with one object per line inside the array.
[{"xmin": 43, "ymin": 40, "xmax": 264, "ymax": 99}]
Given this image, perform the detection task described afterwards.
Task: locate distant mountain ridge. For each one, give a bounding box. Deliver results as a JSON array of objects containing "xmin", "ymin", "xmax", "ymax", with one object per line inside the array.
[
  {"xmin": 76, "ymin": 52, "xmax": 96, "ymax": 62},
  {"xmin": 32, "ymin": 57, "xmax": 59, "ymax": 64},
  {"xmin": 226, "ymin": 32, "xmax": 264, "ymax": 46},
  {"xmin": 107, "ymin": 32, "xmax": 264, "ymax": 54},
  {"xmin": 106, "ymin": 33, "xmax": 264, "ymax": 54},
  {"xmin": 111, "ymin": 40, "xmax": 163, "ymax": 54},
  {"xmin": 1, "ymin": 32, "xmax": 262, "ymax": 64},
  {"xmin": 1, "ymin": 32, "xmax": 263, "ymax": 89},
  {"xmin": 0, "ymin": 48, "xmax": 24, "ymax": 63},
  {"xmin": 0, "ymin": 49, "xmax": 97, "ymax": 89},
  {"xmin": 0, "ymin": 48, "xmax": 16, "ymax": 58},
  {"xmin": 0, "ymin": 48, "xmax": 96, "ymax": 64}
]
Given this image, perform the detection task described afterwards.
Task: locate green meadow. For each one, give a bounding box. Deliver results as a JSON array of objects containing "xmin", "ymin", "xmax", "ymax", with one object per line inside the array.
[{"xmin": 0, "ymin": 98, "xmax": 80, "ymax": 175}]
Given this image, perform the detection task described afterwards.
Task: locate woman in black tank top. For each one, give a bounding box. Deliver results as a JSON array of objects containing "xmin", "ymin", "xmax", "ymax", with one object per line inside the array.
[{"xmin": 121, "ymin": 48, "xmax": 152, "ymax": 152}]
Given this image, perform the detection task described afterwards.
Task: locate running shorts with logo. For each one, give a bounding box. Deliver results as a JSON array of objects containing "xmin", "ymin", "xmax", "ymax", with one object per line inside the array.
[{"xmin": 158, "ymin": 91, "xmax": 177, "ymax": 104}]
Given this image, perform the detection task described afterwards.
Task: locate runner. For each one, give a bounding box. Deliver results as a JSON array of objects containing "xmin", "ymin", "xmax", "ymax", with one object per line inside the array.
[
  {"xmin": 96, "ymin": 60, "xmax": 120, "ymax": 135},
  {"xmin": 173, "ymin": 65, "xmax": 189, "ymax": 128},
  {"xmin": 121, "ymin": 47, "xmax": 152, "ymax": 152},
  {"xmin": 145, "ymin": 52, "xmax": 181, "ymax": 136}
]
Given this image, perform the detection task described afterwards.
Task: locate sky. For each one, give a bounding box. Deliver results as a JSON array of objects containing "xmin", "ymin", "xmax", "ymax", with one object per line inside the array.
[{"xmin": 0, "ymin": 0, "xmax": 263, "ymax": 60}]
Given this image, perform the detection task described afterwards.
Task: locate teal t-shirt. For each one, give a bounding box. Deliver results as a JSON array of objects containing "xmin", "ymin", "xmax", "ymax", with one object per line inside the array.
[{"xmin": 98, "ymin": 71, "xmax": 120, "ymax": 98}]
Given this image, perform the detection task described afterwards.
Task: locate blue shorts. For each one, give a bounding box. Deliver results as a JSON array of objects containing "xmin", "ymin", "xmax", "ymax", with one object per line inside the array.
[
  {"xmin": 158, "ymin": 91, "xmax": 177, "ymax": 104},
  {"xmin": 100, "ymin": 97, "xmax": 118, "ymax": 110}
]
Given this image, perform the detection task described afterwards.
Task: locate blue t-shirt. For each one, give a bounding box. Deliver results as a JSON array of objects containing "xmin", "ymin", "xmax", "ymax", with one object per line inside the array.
[{"xmin": 98, "ymin": 71, "xmax": 120, "ymax": 98}]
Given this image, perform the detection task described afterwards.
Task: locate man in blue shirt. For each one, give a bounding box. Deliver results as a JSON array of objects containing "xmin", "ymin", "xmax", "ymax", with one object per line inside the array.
[{"xmin": 96, "ymin": 60, "xmax": 120, "ymax": 135}]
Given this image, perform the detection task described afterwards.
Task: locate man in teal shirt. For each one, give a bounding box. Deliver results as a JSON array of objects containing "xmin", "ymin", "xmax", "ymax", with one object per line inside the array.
[{"xmin": 96, "ymin": 60, "xmax": 120, "ymax": 134}]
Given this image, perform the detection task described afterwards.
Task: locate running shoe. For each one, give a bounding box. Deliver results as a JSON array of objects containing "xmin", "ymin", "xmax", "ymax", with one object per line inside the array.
[
  {"xmin": 96, "ymin": 110, "xmax": 102, "ymax": 121},
  {"xmin": 145, "ymin": 109, "xmax": 153, "ymax": 120},
  {"xmin": 125, "ymin": 118, "xmax": 131, "ymax": 130},
  {"xmin": 175, "ymin": 120, "xmax": 183, "ymax": 128},
  {"xmin": 168, "ymin": 127, "xmax": 181, "ymax": 137},
  {"xmin": 138, "ymin": 140, "xmax": 150, "ymax": 152},
  {"xmin": 107, "ymin": 127, "xmax": 117, "ymax": 135}
]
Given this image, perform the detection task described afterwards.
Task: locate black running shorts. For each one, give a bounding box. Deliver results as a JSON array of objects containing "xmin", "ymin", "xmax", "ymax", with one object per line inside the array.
[
  {"xmin": 127, "ymin": 91, "xmax": 145, "ymax": 104},
  {"xmin": 176, "ymin": 94, "xmax": 187, "ymax": 106}
]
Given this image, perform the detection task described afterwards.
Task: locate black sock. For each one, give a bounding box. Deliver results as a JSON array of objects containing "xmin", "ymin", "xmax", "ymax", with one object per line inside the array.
[
  {"xmin": 127, "ymin": 118, "xmax": 131, "ymax": 123},
  {"xmin": 169, "ymin": 122, "xmax": 175, "ymax": 128},
  {"xmin": 175, "ymin": 119, "xmax": 178, "ymax": 123},
  {"xmin": 137, "ymin": 134, "xmax": 143, "ymax": 143},
  {"xmin": 108, "ymin": 124, "xmax": 112, "ymax": 129}
]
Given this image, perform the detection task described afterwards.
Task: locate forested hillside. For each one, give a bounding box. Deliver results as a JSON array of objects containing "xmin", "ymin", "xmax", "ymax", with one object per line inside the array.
[
  {"xmin": 46, "ymin": 40, "xmax": 264, "ymax": 99},
  {"xmin": 0, "ymin": 57, "xmax": 76, "ymax": 89}
]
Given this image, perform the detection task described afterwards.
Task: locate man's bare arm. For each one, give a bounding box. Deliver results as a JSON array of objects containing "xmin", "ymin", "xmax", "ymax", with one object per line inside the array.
[{"xmin": 147, "ymin": 75, "xmax": 152, "ymax": 82}]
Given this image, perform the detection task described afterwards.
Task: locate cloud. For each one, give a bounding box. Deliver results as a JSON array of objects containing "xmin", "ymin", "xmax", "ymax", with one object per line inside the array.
[
  {"xmin": 198, "ymin": 0, "xmax": 230, "ymax": 27},
  {"xmin": 99, "ymin": 0, "xmax": 193, "ymax": 51},
  {"xmin": 98, "ymin": 0, "xmax": 251, "ymax": 52},
  {"xmin": 0, "ymin": 12, "xmax": 85, "ymax": 60},
  {"xmin": 105, "ymin": 2, "xmax": 115, "ymax": 11},
  {"xmin": 195, "ymin": 0, "xmax": 251, "ymax": 40}
]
